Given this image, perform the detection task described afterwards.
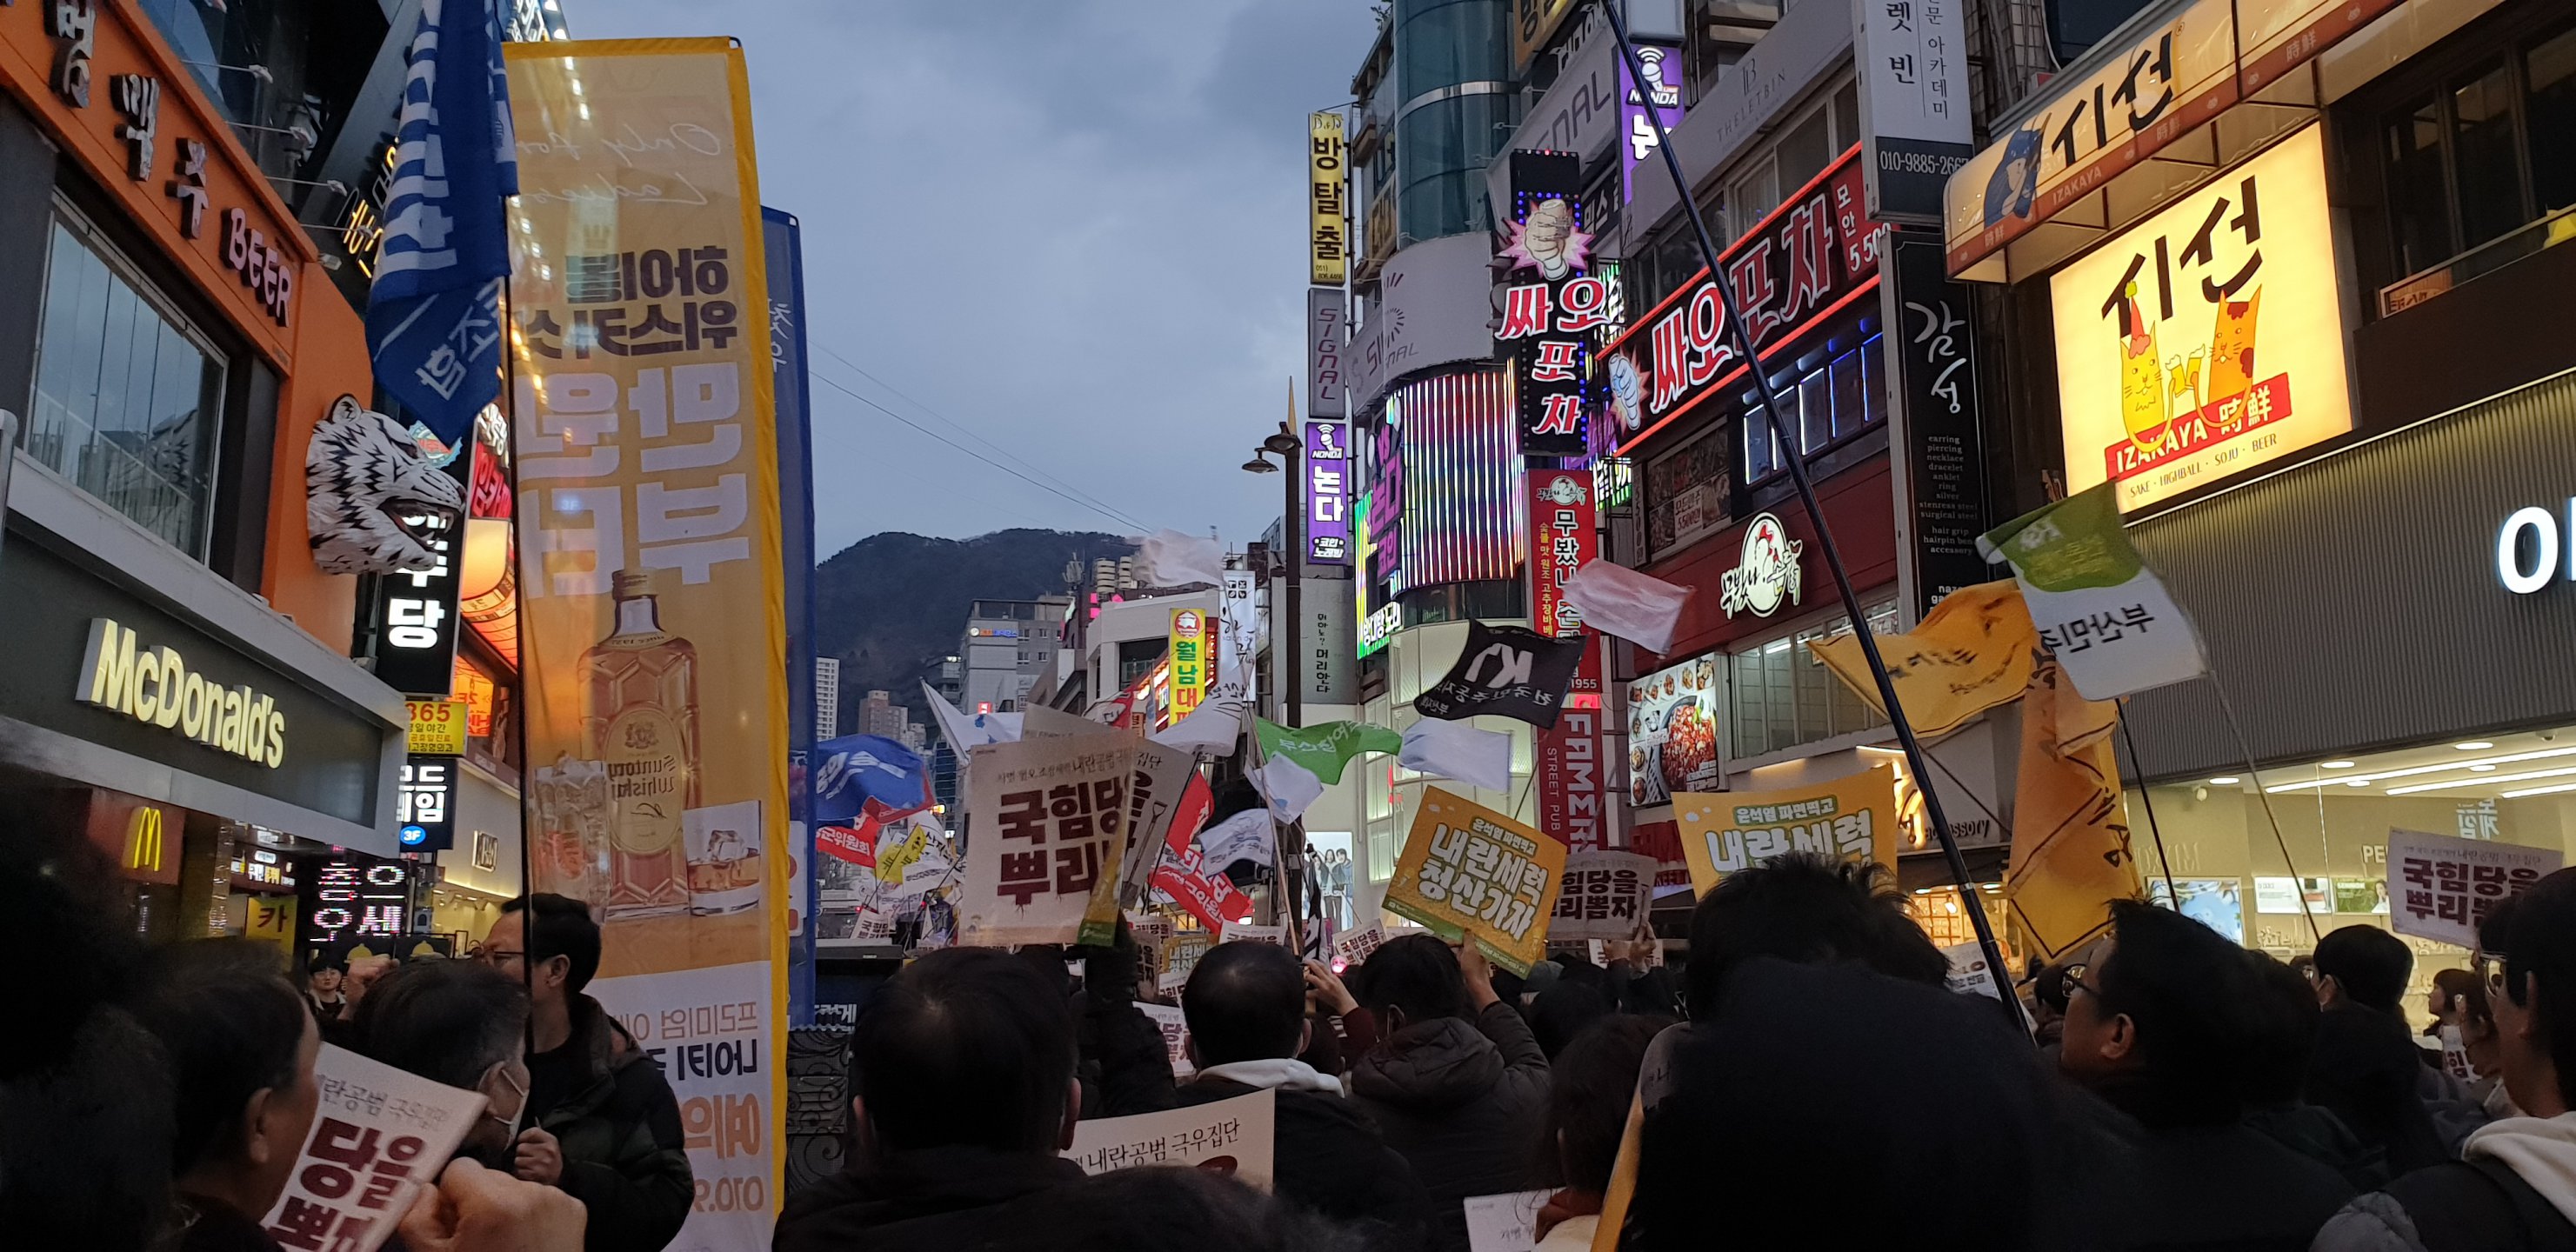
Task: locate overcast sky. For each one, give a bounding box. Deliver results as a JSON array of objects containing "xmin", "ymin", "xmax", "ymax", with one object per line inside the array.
[{"xmin": 577, "ymin": 1, "xmax": 1377, "ymax": 557}]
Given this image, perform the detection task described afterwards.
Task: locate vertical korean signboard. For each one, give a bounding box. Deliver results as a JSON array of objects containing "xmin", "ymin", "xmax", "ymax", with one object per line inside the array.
[
  {"xmin": 1306, "ymin": 422, "xmax": 1350, "ymax": 566},
  {"xmin": 1497, "ymin": 150, "xmax": 1602, "ymax": 458},
  {"xmin": 1528, "ymin": 470, "xmax": 1605, "ymax": 850},
  {"xmin": 1619, "ymin": 43, "xmax": 1686, "ymax": 205},
  {"xmin": 505, "ymin": 41, "xmax": 784, "ymax": 1249},
  {"xmin": 1309, "ymin": 111, "xmax": 1348, "ymax": 286},
  {"xmin": 1855, "ymin": 0, "xmax": 1972, "ymax": 221},
  {"xmin": 1168, "ymin": 609, "xmax": 1213, "ymax": 722}
]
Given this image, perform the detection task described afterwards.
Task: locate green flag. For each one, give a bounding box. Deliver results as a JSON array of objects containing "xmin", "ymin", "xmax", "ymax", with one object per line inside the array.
[
  {"xmin": 1256, "ymin": 719, "xmax": 1402, "ymax": 786},
  {"xmin": 1978, "ymin": 483, "xmax": 2204, "ymax": 701}
]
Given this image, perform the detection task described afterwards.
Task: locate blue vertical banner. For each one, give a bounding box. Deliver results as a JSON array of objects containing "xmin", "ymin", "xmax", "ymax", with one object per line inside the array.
[
  {"xmin": 366, "ymin": 0, "xmax": 518, "ymax": 446},
  {"xmin": 764, "ymin": 207, "xmax": 822, "ymax": 1024}
]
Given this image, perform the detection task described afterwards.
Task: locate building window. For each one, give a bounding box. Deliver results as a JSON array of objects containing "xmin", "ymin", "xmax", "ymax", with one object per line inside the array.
[
  {"xmin": 1728, "ymin": 599, "xmax": 1897, "ymax": 758},
  {"xmin": 2377, "ymin": 19, "xmax": 2576, "ymax": 282},
  {"xmin": 29, "ymin": 210, "xmax": 228, "ymax": 558},
  {"xmin": 1744, "ymin": 325, "xmax": 1885, "ymax": 483},
  {"xmin": 1645, "ymin": 420, "xmax": 1732, "ymax": 558}
]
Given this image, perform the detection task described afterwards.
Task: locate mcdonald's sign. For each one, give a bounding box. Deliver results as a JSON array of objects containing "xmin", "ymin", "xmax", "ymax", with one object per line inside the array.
[
  {"xmin": 123, "ymin": 805, "xmax": 166, "ymax": 875},
  {"xmin": 84, "ymin": 791, "xmax": 182, "ymax": 886}
]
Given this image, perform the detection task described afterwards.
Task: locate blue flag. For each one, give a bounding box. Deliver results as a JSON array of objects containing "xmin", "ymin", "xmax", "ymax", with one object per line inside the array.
[
  {"xmin": 366, "ymin": 0, "xmax": 517, "ymax": 446},
  {"xmin": 812, "ymin": 735, "xmax": 931, "ymax": 823}
]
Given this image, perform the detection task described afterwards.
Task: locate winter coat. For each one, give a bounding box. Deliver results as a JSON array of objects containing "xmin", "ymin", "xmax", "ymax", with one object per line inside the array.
[
  {"xmin": 1348, "ymin": 1002, "xmax": 1551, "ymax": 1252},
  {"xmin": 2311, "ymin": 1113, "xmax": 2576, "ymax": 1252},
  {"xmin": 2113, "ymin": 1118, "xmax": 2359, "ymax": 1250},
  {"xmin": 1177, "ymin": 1057, "xmax": 1431, "ymax": 1249},
  {"xmin": 2310, "ymin": 1005, "xmax": 2453, "ymax": 1177},
  {"xmin": 771, "ymin": 1145, "xmax": 1087, "ymax": 1251},
  {"xmin": 530, "ymin": 995, "xmax": 694, "ymax": 1252}
]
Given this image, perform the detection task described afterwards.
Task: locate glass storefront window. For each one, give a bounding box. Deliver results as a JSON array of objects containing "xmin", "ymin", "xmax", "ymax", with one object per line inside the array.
[
  {"xmin": 1645, "ymin": 421, "xmax": 1732, "ymax": 558},
  {"xmin": 29, "ymin": 211, "xmax": 227, "ymax": 558},
  {"xmin": 1741, "ymin": 330, "xmax": 1886, "ymax": 485},
  {"xmin": 1727, "ymin": 599, "xmax": 1897, "ymax": 758}
]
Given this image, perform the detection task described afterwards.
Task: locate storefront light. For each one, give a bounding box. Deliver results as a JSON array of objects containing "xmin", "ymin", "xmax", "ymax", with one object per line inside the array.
[
  {"xmin": 2506, "ymin": 781, "xmax": 2576, "ymax": 799},
  {"xmin": 2387, "ymin": 763, "xmax": 2576, "ymax": 796},
  {"xmin": 2210, "ymin": 776, "xmax": 2241, "ymax": 785},
  {"xmin": 2321, "ymin": 761, "xmax": 2358, "ymax": 769},
  {"xmin": 2472, "ymin": 765, "xmax": 2499, "ymax": 773},
  {"xmin": 2268, "ymin": 743, "xmax": 2576, "ymax": 792},
  {"xmin": 2457, "ymin": 742, "xmax": 2496, "ymax": 750}
]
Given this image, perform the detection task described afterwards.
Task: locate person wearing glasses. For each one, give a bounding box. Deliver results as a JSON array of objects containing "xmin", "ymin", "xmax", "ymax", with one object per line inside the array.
[
  {"xmin": 477, "ymin": 894, "xmax": 691, "ymax": 1252},
  {"xmin": 2313, "ymin": 875, "xmax": 2576, "ymax": 1251},
  {"xmin": 2056, "ymin": 900, "xmax": 2357, "ymax": 1250}
]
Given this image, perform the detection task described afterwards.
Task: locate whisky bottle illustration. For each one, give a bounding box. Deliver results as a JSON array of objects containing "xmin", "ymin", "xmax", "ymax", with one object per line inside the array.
[{"xmin": 582, "ymin": 569, "xmax": 698, "ymax": 919}]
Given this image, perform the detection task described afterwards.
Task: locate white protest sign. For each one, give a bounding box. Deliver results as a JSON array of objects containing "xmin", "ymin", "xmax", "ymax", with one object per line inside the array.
[
  {"xmin": 1942, "ymin": 941, "xmax": 2008, "ymax": 1002},
  {"xmin": 962, "ymin": 738, "xmax": 1135, "ymax": 946},
  {"xmin": 1463, "ymin": 1188, "xmax": 1553, "ymax": 1252},
  {"xmin": 1064, "ymin": 1088, "xmax": 1276, "ymax": 1191},
  {"xmin": 2387, "ymin": 828, "xmax": 2559, "ymax": 949},
  {"xmin": 1138, "ymin": 1002, "xmax": 1194, "ymax": 1078},
  {"xmin": 1220, "ymin": 921, "xmax": 1289, "ymax": 947},
  {"xmin": 261, "ymin": 1044, "xmax": 486, "ymax": 1252},
  {"xmin": 1332, "ymin": 925, "xmax": 1391, "ymax": 970}
]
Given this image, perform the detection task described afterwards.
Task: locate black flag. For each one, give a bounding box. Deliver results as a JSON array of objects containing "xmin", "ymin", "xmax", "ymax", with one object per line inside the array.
[{"xmin": 1414, "ymin": 621, "xmax": 1587, "ymax": 728}]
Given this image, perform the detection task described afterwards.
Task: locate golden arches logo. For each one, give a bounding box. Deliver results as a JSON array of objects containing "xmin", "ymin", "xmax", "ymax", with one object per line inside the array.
[{"xmin": 123, "ymin": 805, "xmax": 166, "ymax": 873}]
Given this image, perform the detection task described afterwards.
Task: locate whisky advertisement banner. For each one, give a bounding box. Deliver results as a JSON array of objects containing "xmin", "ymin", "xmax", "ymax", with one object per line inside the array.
[{"xmin": 505, "ymin": 41, "xmax": 785, "ymax": 1249}]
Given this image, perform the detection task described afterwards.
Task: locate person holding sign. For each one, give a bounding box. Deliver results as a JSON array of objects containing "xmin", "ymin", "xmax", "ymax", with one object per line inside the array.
[
  {"xmin": 129, "ymin": 942, "xmax": 322, "ymax": 1252},
  {"xmin": 1346, "ymin": 935, "xmax": 1549, "ymax": 1252}
]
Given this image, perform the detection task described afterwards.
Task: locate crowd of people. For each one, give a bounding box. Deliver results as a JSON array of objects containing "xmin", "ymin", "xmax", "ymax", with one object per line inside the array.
[{"xmin": 10, "ymin": 778, "xmax": 2576, "ymax": 1252}]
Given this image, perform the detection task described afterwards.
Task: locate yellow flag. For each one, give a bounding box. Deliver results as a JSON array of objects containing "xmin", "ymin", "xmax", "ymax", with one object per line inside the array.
[
  {"xmin": 1805, "ymin": 580, "xmax": 2038, "ymax": 739},
  {"xmin": 2006, "ymin": 656, "xmax": 2141, "ymax": 960},
  {"xmin": 1672, "ymin": 767, "xmax": 1900, "ymax": 897}
]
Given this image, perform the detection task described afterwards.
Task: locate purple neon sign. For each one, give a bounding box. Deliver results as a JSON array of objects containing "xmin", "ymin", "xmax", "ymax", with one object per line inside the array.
[
  {"xmin": 1619, "ymin": 43, "xmax": 1686, "ymax": 205},
  {"xmin": 1305, "ymin": 421, "xmax": 1349, "ymax": 565}
]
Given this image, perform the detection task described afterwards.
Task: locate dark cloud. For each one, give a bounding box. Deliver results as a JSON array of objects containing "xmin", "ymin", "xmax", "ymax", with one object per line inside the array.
[{"xmin": 574, "ymin": 0, "xmax": 1379, "ymax": 554}]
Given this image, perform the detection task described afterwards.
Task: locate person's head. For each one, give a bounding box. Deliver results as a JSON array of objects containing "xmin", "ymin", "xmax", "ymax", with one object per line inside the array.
[
  {"xmin": 2432, "ymin": 968, "xmax": 2481, "ymax": 1024},
  {"xmin": 306, "ymin": 959, "xmax": 344, "ymax": 997},
  {"xmin": 349, "ymin": 960, "xmax": 531, "ymax": 1156},
  {"xmin": 2240, "ymin": 950, "xmax": 2322, "ymax": 1107},
  {"xmin": 1683, "ymin": 852, "xmax": 1948, "ymax": 1020},
  {"xmin": 2480, "ymin": 869, "xmax": 2576, "ymax": 1117},
  {"xmin": 127, "ymin": 940, "xmax": 321, "ymax": 1215},
  {"xmin": 1182, "ymin": 942, "xmax": 1309, "ymax": 1068},
  {"xmin": 1544, "ymin": 1016, "xmax": 1672, "ymax": 1195},
  {"xmin": 992, "ymin": 1162, "xmax": 1359, "ymax": 1252},
  {"xmin": 1530, "ymin": 982, "xmax": 1612, "ymax": 1059},
  {"xmin": 1351, "ymin": 934, "xmax": 1470, "ymax": 1029},
  {"xmin": 2312, "ymin": 924, "xmax": 2412, "ymax": 1016},
  {"xmin": 2059, "ymin": 901, "xmax": 2267, "ymax": 1125},
  {"xmin": 486, "ymin": 893, "xmax": 599, "ymax": 1010},
  {"xmin": 851, "ymin": 948, "xmax": 1078, "ymax": 1157}
]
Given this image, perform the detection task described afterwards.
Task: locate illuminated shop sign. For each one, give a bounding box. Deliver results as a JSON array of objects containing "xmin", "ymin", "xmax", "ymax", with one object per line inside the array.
[
  {"xmin": 1392, "ymin": 371, "xmax": 1519, "ymax": 591},
  {"xmin": 1497, "ymin": 150, "xmax": 1598, "ymax": 459},
  {"xmin": 76, "ymin": 618, "xmax": 286, "ymax": 767}
]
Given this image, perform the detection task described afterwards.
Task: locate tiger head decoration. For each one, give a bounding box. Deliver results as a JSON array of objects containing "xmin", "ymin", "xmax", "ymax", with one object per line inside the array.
[{"xmin": 306, "ymin": 395, "xmax": 468, "ymax": 576}]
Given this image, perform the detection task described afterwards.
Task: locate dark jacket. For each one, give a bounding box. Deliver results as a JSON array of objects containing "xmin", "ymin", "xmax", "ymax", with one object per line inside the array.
[
  {"xmin": 528, "ymin": 995, "xmax": 694, "ymax": 1252},
  {"xmin": 2115, "ymin": 1117, "xmax": 2358, "ymax": 1250},
  {"xmin": 1348, "ymin": 1002, "xmax": 1550, "ymax": 1252},
  {"xmin": 175, "ymin": 1195, "xmax": 283, "ymax": 1252},
  {"xmin": 2309, "ymin": 1004, "xmax": 2451, "ymax": 1177},
  {"xmin": 1176, "ymin": 1071, "xmax": 1431, "ymax": 1248},
  {"xmin": 771, "ymin": 1145, "xmax": 1087, "ymax": 1251}
]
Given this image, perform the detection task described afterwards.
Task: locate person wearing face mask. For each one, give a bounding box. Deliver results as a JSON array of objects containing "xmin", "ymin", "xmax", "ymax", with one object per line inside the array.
[
  {"xmin": 346, "ymin": 961, "xmax": 539, "ymax": 1169},
  {"xmin": 128, "ymin": 941, "xmax": 325, "ymax": 1252}
]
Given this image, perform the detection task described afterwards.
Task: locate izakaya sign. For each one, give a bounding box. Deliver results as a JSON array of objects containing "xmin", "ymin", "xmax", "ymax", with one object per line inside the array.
[
  {"xmin": 77, "ymin": 618, "xmax": 287, "ymax": 767},
  {"xmin": 2049, "ymin": 124, "xmax": 2352, "ymax": 512},
  {"xmin": 1497, "ymin": 150, "xmax": 1601, "ymax": 458},
  {"xmin": 1605, "ymin": 148, "xmax": 1884, "ymax": 447}
]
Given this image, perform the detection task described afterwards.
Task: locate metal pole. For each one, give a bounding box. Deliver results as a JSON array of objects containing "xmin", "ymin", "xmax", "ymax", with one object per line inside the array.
[
  {"xmin": 1281, "ymin": 438, "xmax": 1307, "ymax": 944},
  {"xmin": 1605, "ymin": 3, "xmax": 2021, "ymax": 1028}
]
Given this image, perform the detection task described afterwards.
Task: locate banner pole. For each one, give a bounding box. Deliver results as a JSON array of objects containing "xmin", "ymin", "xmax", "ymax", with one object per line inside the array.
[
  {"xmin": 2207, "ymin": 676, "xmax": 2323, "ymax": 942},
  {"xmin": 497, "ymin": 284, "xmax": 538, "ymax": 1055},
  {"xmin": 1605, "ymin": 4, "xmax": 2020, "ymax": 1029},
  {"xmin": 2114, "ymin": 699, "xmax": 2182, "ymax": 909}
]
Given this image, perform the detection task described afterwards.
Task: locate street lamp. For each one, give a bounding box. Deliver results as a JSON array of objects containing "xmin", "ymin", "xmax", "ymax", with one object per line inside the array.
[{"xmin": 1243, "ymin": 420, "xmax": 1301, "ymax": 731}]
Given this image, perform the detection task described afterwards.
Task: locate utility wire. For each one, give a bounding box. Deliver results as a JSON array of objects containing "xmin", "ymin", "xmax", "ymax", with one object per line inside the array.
[
  {"xmin": 812, "ymin": 344, "xmax": 1155, "ymax": 535},
  {"xmin": 809, "ymin": 370, "xmax": 1155, "ymax": 535}
]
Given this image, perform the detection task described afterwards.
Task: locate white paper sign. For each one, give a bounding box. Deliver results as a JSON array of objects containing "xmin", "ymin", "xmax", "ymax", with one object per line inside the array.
[
  {"xmin": 1463, "ymin": 1188, "xmax": 1553, "ymax": 1252},
  {"xmin": 1332, "ymin": 925, "xmax": 1391, "ymax": 969},
  {"xmin": 1220, "ymin": 921, "xmax": 1289, "ymax": 947},
  {"xmin": 1064, "ymin": 1088, "xmax": 1276, "ymax": 1191},
  {"xmin": 1138, "ymin": 1002, "xmax": 1195, "ymax": 1078},
  {"xmin": 962, "ymin": 738, "xmax": 1136, "ymax": 946},
  {"xmin": 1941, "ymin": 940, "xmax": 2007, "ymax": 1002},
  {"xmin": 2386, "ymin": 828, "xmax": 2559, "ymax": 949},
  {"xmin": 261, "ymin": 1044, "xmax": 486, "ymax": 1252}
]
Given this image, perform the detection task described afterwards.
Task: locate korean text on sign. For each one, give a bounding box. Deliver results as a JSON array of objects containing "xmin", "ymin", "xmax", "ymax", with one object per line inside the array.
[
  {"xmin": 1385, "ymin": 789, "xmax": 1569, "ymax": 976},
  {"xmin": 261, "ymin": 1046, "xmax": 484, "ymax": 1252},
  {"xmin": 2386, "ymin": 828, "xmax": 2560, "ymax": 949}
]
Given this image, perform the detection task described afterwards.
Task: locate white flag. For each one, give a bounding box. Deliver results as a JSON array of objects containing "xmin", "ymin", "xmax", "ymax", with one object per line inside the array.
[
  {"xmin": 1137, "ymin": 529, "xmax": 1226, "ymax": 588},
  {"xmin": 1979, "ymin": 484, "xmax": 2206, "ymax": 701},
  {"xmin": 1400, "ymin": 718, "xmax": 1513, "ymax": 792},
  {"xmin": 922, "ymin": 680, "xmax": 1021, "ymax": 750},
  {"xmin": 1560, "ymin": 559, "xmax": 1692, "ymax": 655},
  {"xmin": 1151, "ymin": 694, "xmax": 1246, "ymax": 752},
  {"xmin": 1251, "ymin": 754, "xmax": 1325, "ymax": 822},
  {"xmin": 1197, "ymin": 807, "xmax": 1277, "ymax": 871}
]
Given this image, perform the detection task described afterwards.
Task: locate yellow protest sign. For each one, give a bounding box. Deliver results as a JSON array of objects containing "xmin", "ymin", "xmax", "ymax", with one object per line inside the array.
[
  {"xmin": 1385, "ymin": 788, "xmax": 1568, "ymax": 976},
  {"xmin": 1805, "ymin": 580, "xmax": 2037, "ymax": 739},
  {"xmin": 2005, "ymin": 656, "xmax": 2141, "ymax": 960},
  {"xmin": 405, "ymin": 698, "xmax": 470, "ymax": 756},
  {"xmin": 1673, "ymin": 767, "xmax": 1900, "ymax": 897}
]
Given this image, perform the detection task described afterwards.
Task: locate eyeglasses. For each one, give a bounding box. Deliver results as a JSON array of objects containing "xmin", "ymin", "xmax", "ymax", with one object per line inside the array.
[
  {"xmin": 474, "ymin": 947, "xmax": 528, "ymax": 968},
  {"xmin": 2061, "ymin": 962, "xmax": 2103, "ymax": 999},
  {"xmin": 2475, "ymin": 950, "xmax": 2513, "ymax": 1002}
]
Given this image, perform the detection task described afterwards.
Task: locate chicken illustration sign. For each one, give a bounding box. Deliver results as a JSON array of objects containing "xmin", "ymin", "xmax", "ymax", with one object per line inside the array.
[{"xmin": 2048, "ymin": 124, "xmax": 2352, "ymax": 512}]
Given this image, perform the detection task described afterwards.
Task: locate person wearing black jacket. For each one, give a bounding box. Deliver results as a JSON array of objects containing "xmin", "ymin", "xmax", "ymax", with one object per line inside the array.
[
  {"xmin": 1178, "ymin": 941, "xmax": 1431, "ymax": 1249},
  {"xmin": 774, "ymin": 948, "xmax": 1090, "ymax": 1250},
  {"xmin": 2306, "ymin": 924, "xmax": 2452, "ymax": 1178}
]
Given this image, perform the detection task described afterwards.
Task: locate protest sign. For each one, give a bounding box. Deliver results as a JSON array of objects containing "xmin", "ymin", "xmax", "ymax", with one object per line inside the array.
[
  {"xmin": 1413, "ymin": 622, "xmax": 1588, "ymax": 729},
  {"xmin": 1220, "ymin": 921, "xmax": 1290, "ymax": 947},
  {"xmin": 1464, "ymin": 1189, "xmax": 1554, "ymax": 1252},
  {"xmin": 1672, "ymin": 768, "xmax": 1899, "ymax": 896},
  {"xmin": 1112, "ymin": 740, "xmax": 1204, "ymax": 922},
  {"xmin": 962, "ymin": 737, "xmax": 1133, "ymax": 946},
  {"xmin": 2387, "ymin": 828, "xmax": 2559, "ymax": 949},
  {"xmin": 815, "ymin": 823, "xmax": 875, "ymax": 868},
  {"xmin": 2007, "ymin": 657, "xmax": 2140, "ymax": 961},
  {"xmin": 1332, "ymin": 925, "xmax": 1391, "ymax": 970},
  {"xmin": 1064, "ymin": 1088, "xmax": 1277, "ymax": 1191},
  {"xmin": 1942, "ymin": 940, "xmax": 2010, "ymax": 1002},
  {"xmin": 1550, "ymin": 850, "xmax": 1658, "ymax": 941},
  {"xmin": 1385, "ymin": 789, "xmax": 1570, "ymax": 976},
  {"xmin": 1138, "ymin": 1002, "xmax": 1195, "ymax": 1078},
  {"xmin": 262, "ymin": 1045, "xmax": 485, "ymax": 1252}
]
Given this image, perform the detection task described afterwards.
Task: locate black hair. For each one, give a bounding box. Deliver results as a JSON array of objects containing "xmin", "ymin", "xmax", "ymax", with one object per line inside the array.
[
  {"xmin": 502, "ymin": 892, "xmax": 602, "ymax": 992},
  {"xmin": 2312, "ymin": 924, "xmax": 2413, "ymax": 1016},
  {"xmin": 2093, "ymin": 900, "xmax": 2269, "ymax": 1125},
  {"xmin": 1182, "ymin": 942, "xmax": 1307, "ymax": 1067},
  {"xmin": 0, "ymin": 789, "xmax": 145, "ymax": 1080},
  {"xmin": 2489, "ymin": 868, "xmax": 2576, "ymax": 1104},
  {"xmin": 1682, "ymin": 852, "xmax": 1948, "ymax": 1020},
  {"xmin": 1530, "ymin": 982, "xmax": 1612, "ymax": 1059},
  {"xmin": 1351, "ymin": 934, "xmax": 1470, "ymax": 1025},
  {"xmin": 350, "ymin": 960, "xmax": 528, "ymax": 1092},
  {"xmin": 2032, "ymin": 962, "xmax": 2073, "ymax": 1016},
  {"xmin": 305, "ymin": 953, "xmax": 349, "ymax": 976},
  {"xmin": 2239, "ymin": 950, "xmax": 2322, "ymax": 1107},
  {"xmin": 851, "ymin": 948, "xmax": 1077, "ymax": 1155},
  {"xmin": 1544, "ymin": 1015, "xmax": 1672, "ymax": 1193},
  {"xmin": 128, "ymin": 940, "xmax": 311, "ymax": 1175}
]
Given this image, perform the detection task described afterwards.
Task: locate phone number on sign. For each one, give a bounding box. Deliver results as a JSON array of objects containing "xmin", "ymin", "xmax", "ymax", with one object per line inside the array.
[{"xmin": 1879, "ymin": 150, "xmax": 1969, "ymax": 176}]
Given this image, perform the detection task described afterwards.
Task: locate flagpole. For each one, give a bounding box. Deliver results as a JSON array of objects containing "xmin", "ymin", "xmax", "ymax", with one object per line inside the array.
[
  {"xmin": 2207, "ymin": 676, "xmax": 2323, "ymax": 942},
  {"xmin": 2114, "ymin": 699, "xmax": 2181, "ymax": 909},
  {"xmin": 1605, "ymin": 4, "xmax": 2021, "ymax": 1028}
]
